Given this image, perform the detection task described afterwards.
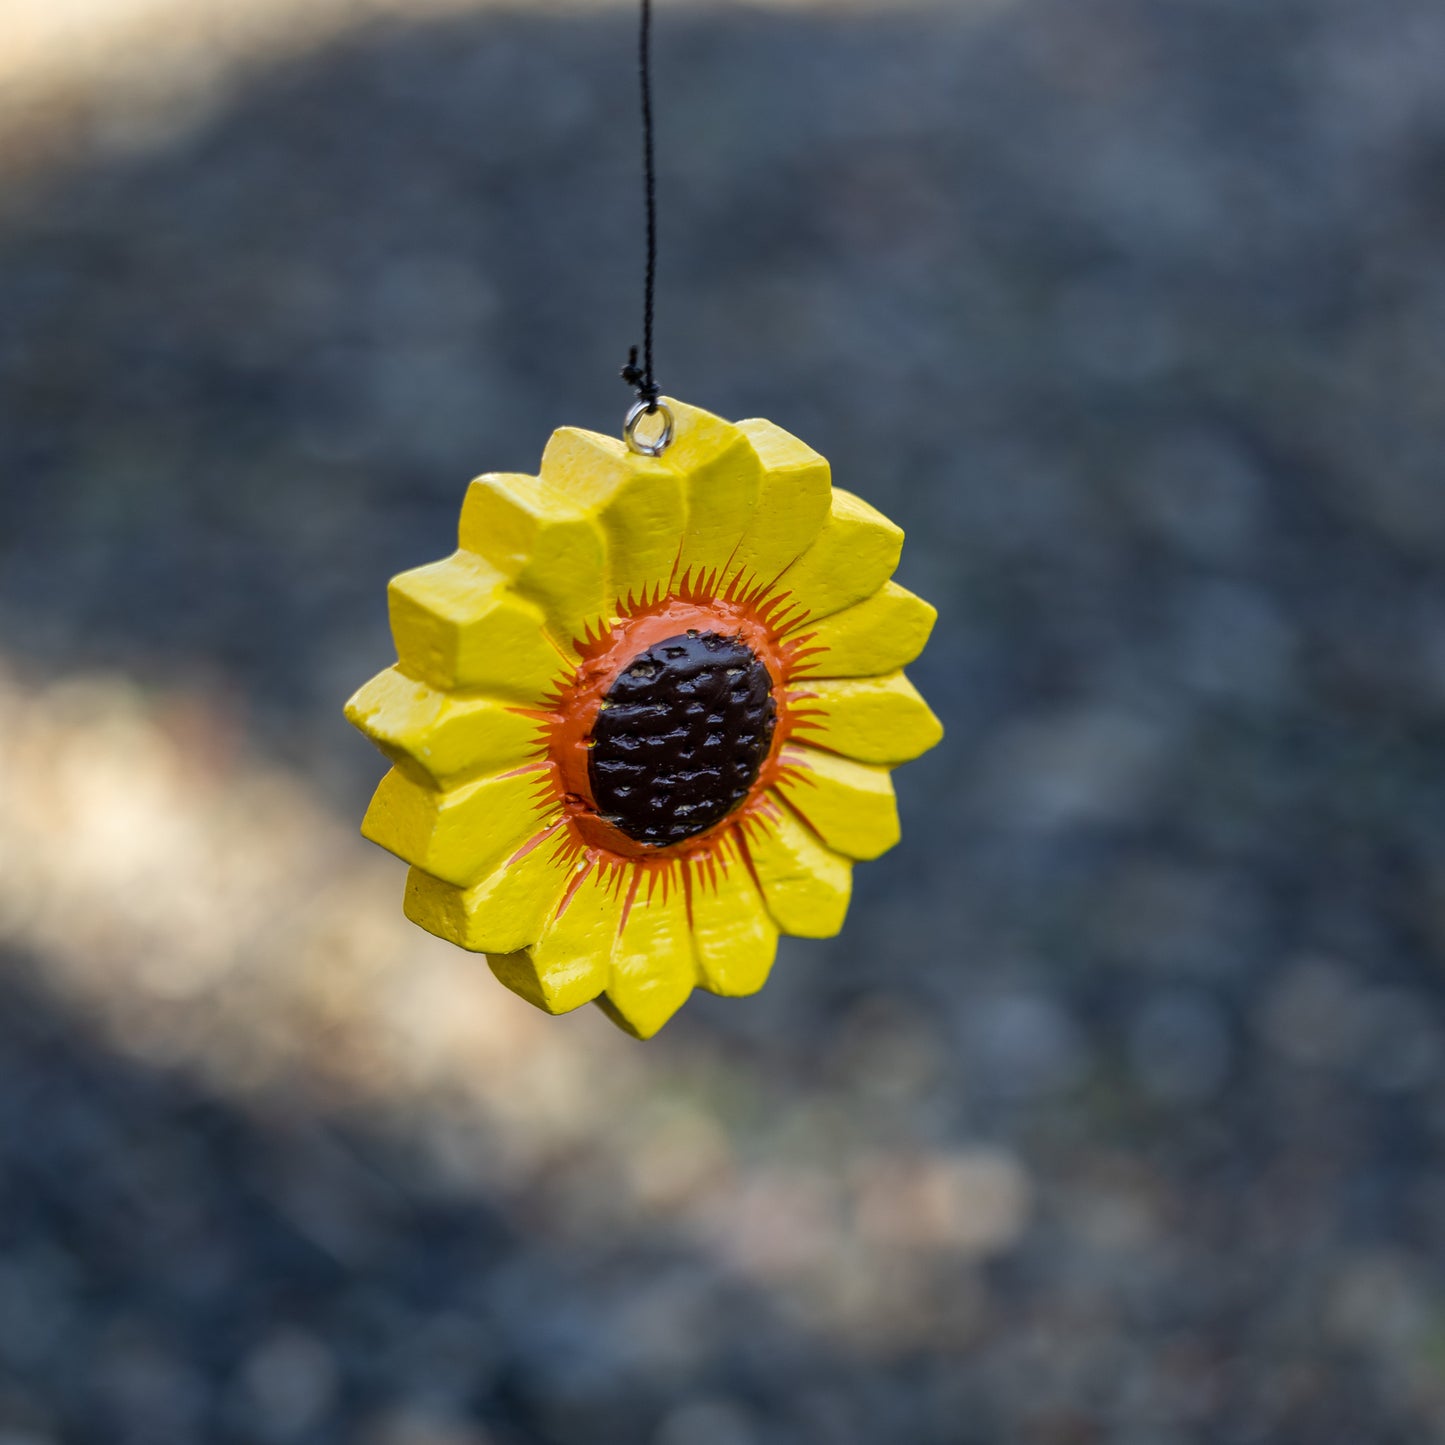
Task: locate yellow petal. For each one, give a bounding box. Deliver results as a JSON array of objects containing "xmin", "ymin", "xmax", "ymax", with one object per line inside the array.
[
  {"xmin": 726, "ymin": 418, "xmax": 832, "ymax": 595},
  {"xmin": 344, "ymin": 666, "xmax": 543, "ymax": 788},
  {"xmin": 360, "ymin": 765, "xmax": 556, "ymax": 888},
  {"xmin": 458, "ymin": 472, "xmax": 609, "ymax": 652},
  {"xmin": 600, "ymin": 873, "xmax": 695, "ymax": 1039},
  {"xmin": 776, "ymin": 749, "xmax": 900, "ymax": 861},
  {"xmin": 789, "ymin": 580, "xmax": 937, "ymax": 679},
  {"xmin": 491, "ymin": 861, "xmax": 622, "ymax": 1014},
  {"xmin": 662, "ymin": 398, "xmax": 763, "ymax": 591},
  {"xmin": 773, "ymin": 489, "xmax": 902, "ymax": 626},
  {"xmin": 795, "ymin": 672, "xmax": 943, "ymax": 765},
  {"xmin": 688, "ymin": 855, "xmax": 779, "ymax": 997},
  {"xmin": 742, "ymin": 808, "xmax": 852, "ymax": 939},
  {"xmin": 388, "ymin": 552, "xmax": 561, "ymax": 699},
  {"xmin": 539, "ymin": 427, "xmax": 685, "ymax": 612},
  {"xmin": 402, "ymin": 836, "xmax": 571, "ymax": 952}
]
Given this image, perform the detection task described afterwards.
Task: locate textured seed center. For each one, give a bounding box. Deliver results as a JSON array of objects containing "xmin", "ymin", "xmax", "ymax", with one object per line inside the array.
[{"xmin": 588, "ymin": 630, "xmax": 777, "ymax": 847}]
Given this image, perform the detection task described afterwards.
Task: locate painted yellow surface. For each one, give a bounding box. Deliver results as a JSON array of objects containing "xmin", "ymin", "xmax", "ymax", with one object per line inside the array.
[
  {"xmin": 727, "ymin": 417, "xmax": 832, "ymax": 593},
  {"xmin": 603, "ymin": 882, "xmax": 696, "ymax": 1039},
  {"xmin": 774, "ymin": 489, "xmax": 903, "ymax": 623},
  {"xmin": 666, "ymin": 399, "xmax": 764, "ymax": 588},
  {"xmin": 459, "ymin": 472, "xmax": 608, "ymax": 652},
  {"xmin": 792, "ymin": 580, "xmax": 937, "ymax": 679},
  {"xmin": 344, "ymin": 666, "xmax": 541, "ymax": 788},
  {"xmin": 690, "ymin": 867, "xmax": 779, "ymax": 997},
  {"xmin": 346, "ymin": 399, "xmax": 941, "ymax": 1038},
  {"xmin": 388, "ymin": 552, "xmax": 558, "ymax": 698},
  {"xmin": 745, "ymin": 808, "xmax": 853, "ymax": 938},
  {"xmin": 491, "ymin": 863, "xmax": 623, "ymax": 1014},
  {"xmin": 778, "ymin": 748, "xmax": 900, "ymax": 861},
  {"xmin": 361, "ymin": 766, "xmax": 553, "ymax": 889},
  {"xmin": 539, "ymin": 427, "xmax": 683, "ymax": 609},
  {"xmin": 403, "ymin": 844, "xmax": 569, "ymax": 954},
  {"xmin": 803, "ymin": 672, "xmax": 944, "ymax": 766}
]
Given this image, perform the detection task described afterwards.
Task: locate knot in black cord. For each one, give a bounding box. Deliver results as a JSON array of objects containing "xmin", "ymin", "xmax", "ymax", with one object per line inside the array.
[{"xmin": 621, "ymin": 346, "xmax": 660, "ymax": 410}]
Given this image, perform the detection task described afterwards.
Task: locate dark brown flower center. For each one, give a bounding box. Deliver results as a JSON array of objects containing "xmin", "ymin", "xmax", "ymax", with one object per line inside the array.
[{"xmin": 588, "ymin": 630, "xmax": 777, "ymax": 847}]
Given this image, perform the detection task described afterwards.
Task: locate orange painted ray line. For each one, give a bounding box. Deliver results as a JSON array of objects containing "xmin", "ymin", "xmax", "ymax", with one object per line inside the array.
[
  {"xmin": 731, "ymin": 823, "xmax": 766, "ymax": 900},
  {"xmin": 762, "ymin": 594, "xmax": 805, "ymax": 625},
  {"xmin": 722, "ymin": 567, "xmax": 757, "ymax": 605},
  {"xmin": 530, "ymin": 772, "xmax": 565, "ymax": 808},
  {"xmin": 781, "ymin": 736, "xmax": 856, "ymax": 761},
  {"xmin": 773, "ymin": 787, "xmax": 829, "ymax": 849},
  {"xmin": 668, "ymin": 532, "xmax": 686, "ymax": 592},
  {"xmin": 719, "ymin": 532, "xmax": 746, "ymax": 587},
  {"xmin": 759, "ymin": 540, "xmax": 812, "ymax": 598},
  {"xmin": 747, "ymin": 582, "xmax": 790, "ymax": 618},
  {"xmin": 553, "ymin": 856, "xmax": 595, "ymax": 921},
  {"xmin": 508, "ymin": 817, "xmax": 570, "ymax": 866},
  {"xmin": 680, "ymin": 857, "xmax": 696, "ymax": 928},
  {"xmin": 618, "ymin": 861, "xmax": 645, "ymax": 934},
  {"xmin": 497, "ymin": 759, "xmax": 553, "ymax": 780},
  {"xmin": 509, "ymin": 704, "xmax": 558, "ymax": 722},
  {"xmin": 751, "ymin": 793, "xmax": 784, "ymax": 824},
  {"xmin": 775, "ymin": 758, "xmax": 818, "ymax": 790},
  {"xmin": 539, "ymin": 627, "xmax": 578, "ymax": 668}
]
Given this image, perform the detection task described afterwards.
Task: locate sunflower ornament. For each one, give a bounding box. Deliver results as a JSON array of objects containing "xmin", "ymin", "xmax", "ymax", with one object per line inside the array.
[{"xmin": 346, "ymin": 399, "xmax": 941, "ymax": 1037}]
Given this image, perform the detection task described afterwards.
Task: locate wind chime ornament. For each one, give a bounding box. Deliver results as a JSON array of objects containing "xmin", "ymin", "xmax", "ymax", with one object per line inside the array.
[{"xmin": 345, "ymin": 6, "xmax": 941, "ymax": 1039}]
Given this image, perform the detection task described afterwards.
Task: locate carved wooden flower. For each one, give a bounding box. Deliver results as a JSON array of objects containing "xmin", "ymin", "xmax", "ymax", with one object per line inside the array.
[{"xmin": 346, "ymin": 399, "xmax": 941, "ymax": 1037}]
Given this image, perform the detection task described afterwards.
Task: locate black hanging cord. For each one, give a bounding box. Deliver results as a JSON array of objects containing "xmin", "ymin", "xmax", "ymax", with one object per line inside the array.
[{"xmin": 621, "ymin": 0, "xmax": 661, "ymax": 412}]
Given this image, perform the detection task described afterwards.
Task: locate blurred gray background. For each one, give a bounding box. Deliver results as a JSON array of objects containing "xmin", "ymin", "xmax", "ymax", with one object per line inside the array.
[{"xmin": 2, "ymin": 0, "xmax": 1444, "ymax": 1441}]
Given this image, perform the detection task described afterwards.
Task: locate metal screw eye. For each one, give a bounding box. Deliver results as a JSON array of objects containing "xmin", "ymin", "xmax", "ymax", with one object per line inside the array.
[{"xmin": 624, "ymin": 398, "xmax": 675, "ymax": 457}]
